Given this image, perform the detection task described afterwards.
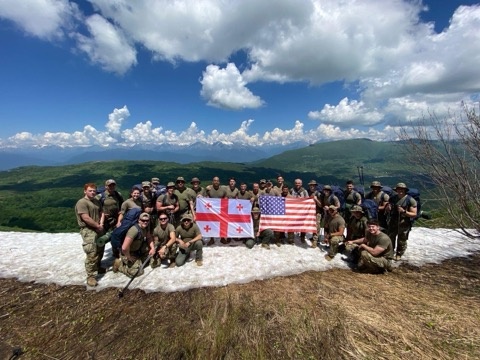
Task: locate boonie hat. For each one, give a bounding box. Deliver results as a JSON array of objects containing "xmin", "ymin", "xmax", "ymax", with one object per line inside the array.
[
  {"xmin": 191, "ymin": 177, "xmax": 200, "ymax": 184},
  {"xmin": 105, "ymin": 179, "xmax": 116, "ymax": 186},
  {"xmin": 142, "ymin": 181, "xmax": 151, "ymax": 188},
  {"xmin": 308, "ymin": 180, "xmax": 317, "ymax": 186},
  {"xmin": 351, "ymin": 205, "xmax": 364, "ymax": 213},
  {"xmin": 151, "ymin": 177, "xmax": 160, "ymax": 184},
  {"xmin": 370, "ymin": 181, "xmax": 382, "ymax": 188},
  {"xmin": 395, "ymin": 182, "xmax": 409, "ymax": 191},
  {"xmin": 181, "ymin": 214, "xmax": 193, "ymax": 222},
  {"xmin": 251, "ymin": 207, "xmax": 261, "ymax": 213},
  {"xmin": 139, "ymin": 212, "xmax": 150, "ymax": 221},
  {"xmin": 323, "ymin": 185, "xmax": 332, "ymax": 190},
  {"xmin": 167, "ymin": 182, "xmax": 175, "ymax": 188},
  {"xmin": 259, "ymin": 179, "xmax": 267, "ymax": 184},
  {"xmin": 176, "ymin": 177, "xmax": 185, "ymax": 182}
]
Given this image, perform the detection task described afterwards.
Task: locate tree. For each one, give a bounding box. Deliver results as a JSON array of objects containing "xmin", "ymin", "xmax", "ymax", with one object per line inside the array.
[{"xmin": 398, "ymin": 103, "xmax": 480, "ymax": 238}]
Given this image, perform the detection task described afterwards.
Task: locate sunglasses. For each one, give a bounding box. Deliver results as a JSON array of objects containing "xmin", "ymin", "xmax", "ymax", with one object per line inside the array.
[
  {"xmin": 159, "ymin": 217, "xmax": 168, "ymax": 221},
  {"xmin": 139, "ymin": 219, "xmax": 149, "ymax": 223},
  {"xmin": 182, "ymin": 219, "xmax": 191, "ymax": 223}
]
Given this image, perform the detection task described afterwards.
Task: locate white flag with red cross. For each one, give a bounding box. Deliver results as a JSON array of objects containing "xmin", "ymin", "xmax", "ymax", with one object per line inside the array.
[{"xmin": 196, "ymin": 198, "xmax": 254, "ymax": 238}]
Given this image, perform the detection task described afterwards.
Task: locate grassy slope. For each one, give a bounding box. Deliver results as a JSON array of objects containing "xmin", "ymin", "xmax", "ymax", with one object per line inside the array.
[{"xmin": 0, "ymin": 254, "xmax": 479, "ymax": 359}]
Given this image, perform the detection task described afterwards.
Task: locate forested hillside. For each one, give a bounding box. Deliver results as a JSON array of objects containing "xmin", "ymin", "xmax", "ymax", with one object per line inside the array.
[{"xmin": 0, "ymin": 139, "xmax": 432, "ymax": 232}]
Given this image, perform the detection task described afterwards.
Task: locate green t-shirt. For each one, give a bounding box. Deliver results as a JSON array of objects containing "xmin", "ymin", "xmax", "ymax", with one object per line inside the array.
[
  {"xmin": 153, "ymin": 223, "xmax": 175, "ymax": 246},
  {"xmin": 75, "ymin": 197, "xmax": 102, "ymax": 228},
  {"xmin": 366, "ymin": 231, "xmax": 393, "ymax": 259},
  {"xmin": 175, "ymin": 223, "xmax": 202, "ymax": 241}
]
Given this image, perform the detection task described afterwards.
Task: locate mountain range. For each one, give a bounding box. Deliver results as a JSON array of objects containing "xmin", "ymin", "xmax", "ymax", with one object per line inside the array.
[{"xmin": 0, "ymin": 141, "xmax": 309, "ymax": 170}]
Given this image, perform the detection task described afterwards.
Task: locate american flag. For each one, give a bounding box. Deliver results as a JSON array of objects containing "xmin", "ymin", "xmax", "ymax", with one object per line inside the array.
[
  {"xmin": 258, "ymin": 196, "xmax": 316, "ymax": 232},
  {"xmin": 196, "ymin": 198, "xmax": 254, "ymax": 238}
]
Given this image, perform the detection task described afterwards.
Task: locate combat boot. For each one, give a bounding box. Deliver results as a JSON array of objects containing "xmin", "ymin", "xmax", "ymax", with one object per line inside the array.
[{"xmin": 87, "ymin": 276, "xmax": 97, "ymax": 287}]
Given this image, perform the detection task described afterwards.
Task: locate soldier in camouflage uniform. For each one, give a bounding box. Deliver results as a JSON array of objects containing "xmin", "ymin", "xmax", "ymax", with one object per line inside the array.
[
  {"xmin": 344, "ymin": 180, "xmax": 362, "ymax": 222},
  {"xmin": 249, "ymin": 207, "xmax": 274, "ymax": 249},
  {"xmin": 113, "ymin": 212, "xmax": 155, "ymax": 278},
  {"xmin": 237, "ymin": 182, "xmax": 253, "ymax": 200},
  {"xmin": 307, "ymin": 180, "xmax": 322, "ymax": 248},
  {"xmin": 174, "ymin": 176, "xmax": 196, "ymax": 226},
  {"xmin": 175, "ymin": 214, "xmax": 204, "ymax": 267},
  {"xmin": 365, "ymin": 180, "xmax": 390, "ymax": 229},
  {"xmin": 345, "ymin": 219, "xmax": 393, "ymax": 273},
  {"xmin": 344, "ymin": 205, "xmax": 368, "ymax": 259},
  {"xmin": 385, "ymin": 182, "xmax": 417, "ymax": 261},
  {"xmin": 151, "ymin": 213, "xmax": 178, "ymax": 268},
  {"xmin": 75, "ymin": 183, "xmax": 106, "ymax": 287},
  {"xmin": 324, "ymin": 205, "xmax": 346, "ymax": 261},
  {"xmin": 320, "ymin": 185, "xmax": 340, "ymax": 241},
  {"xmin": 96, "ymin": 179, "xmax": 123, "ymax": 231}
]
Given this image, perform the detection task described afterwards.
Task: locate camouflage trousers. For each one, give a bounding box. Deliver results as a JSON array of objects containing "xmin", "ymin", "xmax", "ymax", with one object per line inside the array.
[
  {"xmin": 175, "ymin": 240, "xmax": 203, "ymax": 267},
  {"xmin": 119, "ymin": 252, "xmax": 149, "ymax": 278},
  {"xmin": 358, "ymin": 250, "xmax": 392, "ymax": 273},
  {"xmin": 387, "ymin": 222, "xmax": 411, "ymax": 256},
  {"xmin": 80, "ymin": 228, "xmax": 105, "ymax": 278},
  {"xmin": 328, "ymin": 235, "xmax": 345, "ymax": 257}
]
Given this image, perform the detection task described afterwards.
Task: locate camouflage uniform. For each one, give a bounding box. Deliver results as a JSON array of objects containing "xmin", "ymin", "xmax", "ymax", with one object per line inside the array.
[
  {"xmin": 387, "ymin": 194, "xmax": 417, "ymax": 257},
  {"xmin": 96, "ymin": 187, "xmax": 123, "ymax": 231},
  {"xmin": 152, "ymin": 222, "xmax": 178, "ymax": 265},
  {"xmin": 358, "ymin": 231, "xmax": 393, "ymax": 273},
  {"xmin": 327, "ymin": 214, "xmax": 346, "ymax": 258},
  {"xmin": 118, "ymin": 224, "xmax": 151, "ymax": 278},
  {"xmin": 344, "ymin": 189, "xmax": 362, "ymax": 222},
  {"xmin": 75, "ymin": 197, "xmax": 104, "ymax": 279},
  {"xmin": 175, "ymin": 222, "xmax": 203, "ymax": 266},
  {"xmin": 250, "ymin": 210, "xmax": 274, "ymax": 248}
]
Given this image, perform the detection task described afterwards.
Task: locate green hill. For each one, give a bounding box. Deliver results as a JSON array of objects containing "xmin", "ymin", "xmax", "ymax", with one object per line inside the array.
[{"xmin": 0, "ymin": 139, "xmax": 431, "ymax": 232}]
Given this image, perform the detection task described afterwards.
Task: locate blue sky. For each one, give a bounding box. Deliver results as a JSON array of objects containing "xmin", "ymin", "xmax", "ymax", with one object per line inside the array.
[{"xmin": 0, "ymin": 0, "xmax": 479, "ymax": 148}]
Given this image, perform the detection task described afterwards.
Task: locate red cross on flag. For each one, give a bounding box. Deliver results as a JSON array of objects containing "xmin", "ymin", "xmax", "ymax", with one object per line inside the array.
[{"xmin": 196, "ymin": 198, "xmax": 254, "ymax": 238}]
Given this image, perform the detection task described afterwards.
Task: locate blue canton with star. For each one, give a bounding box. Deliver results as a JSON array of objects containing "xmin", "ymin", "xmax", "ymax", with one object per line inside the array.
[{"xmin": 259, "ymin": 196, "xmax": 286, "ymax": 215}]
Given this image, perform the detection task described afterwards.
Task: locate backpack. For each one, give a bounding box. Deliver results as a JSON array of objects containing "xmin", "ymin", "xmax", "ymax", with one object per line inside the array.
[
  {"xmin": 110, "ymin": 207, "xmax": 142, "ymax": 253},
  {"xmin": 407, "ymin": 188, "xmax": 422, "ymax": 223},
  {"xmin": 330, "ymin": 185, "xmax": 346, "ymax": 211},
  {"xmin": 389, "ymin": 188, "xmax": 421, "ymax": 225},
  {"xmin": 361, "ymin": 199, "xmax": 378, "ymax": 220}
]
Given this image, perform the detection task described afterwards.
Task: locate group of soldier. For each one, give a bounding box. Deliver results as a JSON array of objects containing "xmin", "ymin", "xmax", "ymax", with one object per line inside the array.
[{"xmin": 75, "ymin": 175, "xmax": 417, "ymax": 287}]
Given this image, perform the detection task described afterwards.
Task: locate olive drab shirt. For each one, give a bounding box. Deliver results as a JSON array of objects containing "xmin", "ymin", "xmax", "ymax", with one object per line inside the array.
[
  {"xmin": 174, "ymin": 188, "xmax": 195, "ymax": 213},
  {"xmin": 153, "ymin": 223, "xmax": 176, "ymax": 246},
  {"xmin": 224, "ymin": 186, "xmax": 239, "ymax": 199},
  {"xmin": 175, "ymin": 223, "xmax": 202, "ymax": 241},
  {"xmin": 97, "ymin": 191, "xmax": 123, "ymax": 219},
  {"xmin": 328, "ymin": 215, "xmax": 346, "ymax": 235},
  {"xmin": 206, "ymin": 186, "xmax": 227, "ymax": 198},
  {"xmin": 75, "ymin": 197, "xmax": 102, "ymax": 229},
  {"xmin": 366, "ymin": 231, "xmax": 394, "ymax": 260},
  {"xmin": 389, "ymin": 194, "xmax": 417, "ymax": 226},
  {"xmin": 125, "ymin": 224, "xmax": 148, "ymax": 253},
  {"xmin": 120, "ymin": 198, "xmax": 142, "ymax": 215}
]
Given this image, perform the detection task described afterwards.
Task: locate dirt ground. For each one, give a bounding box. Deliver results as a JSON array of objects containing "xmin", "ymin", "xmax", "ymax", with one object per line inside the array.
[{"xmin": 1, "ymin": 253, "xmax": 479, "ymax": 360}]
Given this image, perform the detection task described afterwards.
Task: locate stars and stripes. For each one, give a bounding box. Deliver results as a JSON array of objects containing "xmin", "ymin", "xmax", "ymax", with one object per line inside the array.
[{"xmin": 258, "ymin": 196, "xmax": 316, "ymax": 232}]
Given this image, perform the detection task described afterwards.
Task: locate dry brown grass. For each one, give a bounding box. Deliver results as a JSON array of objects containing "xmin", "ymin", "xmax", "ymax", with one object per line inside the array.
[{"xmin": 0, "ymin": 254, "xmax": 479, "ymax": 360}]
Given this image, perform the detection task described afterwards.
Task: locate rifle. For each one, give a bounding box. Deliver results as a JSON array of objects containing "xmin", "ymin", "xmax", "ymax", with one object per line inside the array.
[{"xmin": 118, "ymin": 242, "xmax": 161, "ymax": 298}]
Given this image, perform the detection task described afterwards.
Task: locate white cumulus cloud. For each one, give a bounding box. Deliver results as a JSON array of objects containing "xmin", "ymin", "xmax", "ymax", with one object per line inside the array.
[
  {"xmin": 74, "ymin": 14, "xmax": 137, "ymax": 75},
  {"xmin": 0, "ymin": 0, "xmax": 79, "ymax": 40},
  {"xmin": 200, "ymin": 63, "xmax": 264, "ymax": 110}
]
